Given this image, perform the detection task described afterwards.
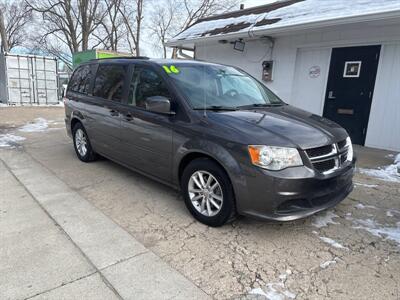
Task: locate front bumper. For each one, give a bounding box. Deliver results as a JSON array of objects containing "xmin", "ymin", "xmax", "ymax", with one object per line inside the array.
[{"xmin": 237, "ymin": 162, "xmax": 355, "ymax": 221}]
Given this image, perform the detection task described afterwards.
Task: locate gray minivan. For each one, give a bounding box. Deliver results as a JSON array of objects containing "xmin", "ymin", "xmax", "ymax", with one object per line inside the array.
[{"xmin": 64, "ymin": 57, "xmax": 355, "ymax": 227}]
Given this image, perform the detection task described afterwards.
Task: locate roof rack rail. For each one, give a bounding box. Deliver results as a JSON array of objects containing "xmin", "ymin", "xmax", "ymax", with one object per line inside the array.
[{"xmin": 91, "ymin": 56, "xmax": 150, "ymax": 61}]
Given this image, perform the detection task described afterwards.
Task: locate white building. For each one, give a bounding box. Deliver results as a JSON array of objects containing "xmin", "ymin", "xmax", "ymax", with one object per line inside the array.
[{"xmin": 166, "ymin": 0, "xmax": 400, "ymax": 151}]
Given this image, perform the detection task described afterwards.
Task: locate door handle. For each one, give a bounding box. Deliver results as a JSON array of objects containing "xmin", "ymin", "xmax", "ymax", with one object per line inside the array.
[
  {"xmin": 328, "ymin": 91, "xmax": 336, "ymax": 99},
  {"xmin": 124, "ymin": 113, "xmax": 134, "ymax": 121},
  {"xmin": 109, "ymin": 109, "xmax": 119, "ymax": 116}
]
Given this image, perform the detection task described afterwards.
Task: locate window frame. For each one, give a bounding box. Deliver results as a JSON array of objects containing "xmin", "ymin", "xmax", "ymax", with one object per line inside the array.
[
  {"xmin": 121, "ymin": 63, "xmax": 176, "ymax": 113},
  {"xmin": 67, "ymin": 64, "xmax": 95, "ymax": 96},
  {"xmin": 91, "ymin": 62, "xmax": 129, "ymax": 103}
]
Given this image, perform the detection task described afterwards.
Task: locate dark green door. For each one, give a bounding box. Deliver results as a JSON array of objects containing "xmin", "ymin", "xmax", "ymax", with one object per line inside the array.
[{"xmin": 323, "ymin": 45, "xmax": 381, "ymax": 145}]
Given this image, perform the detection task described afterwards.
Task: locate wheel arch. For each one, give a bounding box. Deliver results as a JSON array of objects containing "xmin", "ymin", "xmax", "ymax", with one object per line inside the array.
[
  {"xmin": 70, "ymin": 110, "xmax": 85, "ymax": 132},
  {"xmin": 178, "ymin": 152, "xmax": 229, "ymax": 186},
  {"xmin": 70, "ymin": 117, "xmax": 81, "ymax": 132},
  {"xmin": 175, "ymin": 141, "xmax": 248, "ymax": 215}
]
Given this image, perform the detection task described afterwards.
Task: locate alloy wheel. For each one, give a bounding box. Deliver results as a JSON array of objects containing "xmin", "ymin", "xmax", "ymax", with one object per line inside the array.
[
  {"xmin": 75, "ymin": 128, "xmax": 88, "ymax": 157},
  {"xmin": 188, "ymin": 170, "xmax": 224, "ymax": 217}
]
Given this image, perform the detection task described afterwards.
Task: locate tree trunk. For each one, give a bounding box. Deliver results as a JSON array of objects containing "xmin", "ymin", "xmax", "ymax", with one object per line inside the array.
[
  {"xmin": 0, "ymin": 10, "xmax": 9, "ymax": 52},
  {"xmin": 171, "ymin": 47, "xmax": 177, "ymax": 59},
  {"xmin": 135, "ymin": 0, "xmax": 143, "ymax": 56}
]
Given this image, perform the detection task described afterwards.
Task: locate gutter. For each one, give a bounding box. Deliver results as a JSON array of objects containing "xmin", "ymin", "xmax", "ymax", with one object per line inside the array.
[{"xmin": 166, "ymin": 9, "xmax": 400, "ymax": 47}]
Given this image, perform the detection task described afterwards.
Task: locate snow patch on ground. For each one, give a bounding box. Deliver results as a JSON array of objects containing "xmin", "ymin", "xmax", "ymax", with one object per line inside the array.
[
  {"xmin": 354, "ymin": 182, "xmax": 379, "ymax": 188},
  {"xmin": 19, "ymin": 118, "xmax": 49, "ymax": 132},
  {"xmin": 318, "ymin": 236, "xmax": 347, "ymax": 249},
  {"xmin": 386, "ymin": 210, "xmax": 400, "ymax": 217},
  {"xmin": 359, "ymin": 154, "xmax": 400, "ymax": 183},
  {"xmin": 312, "ymin": 210, "xmax": 339, "ymax": 228},
  {"xmin": 0, "ymin": 134, "xmax": 26, "ymax": 148},
  {"xmin": 355, "ymin": 203, "xmax": 377, "ymax": 210},
  {"xmin": 250, "ymin": 270, "xmax": 296, "ymax": 300},
  {"xmin": 320, "ymin": 259, "xmax": 337, "ymax": 269},
  {"xmin": 353, "ymin": 218, "xmax": 400, "ymax": 247},
  {"xmin": 0, "ymin": 117, "xmax": 62, "ymax": 149}
]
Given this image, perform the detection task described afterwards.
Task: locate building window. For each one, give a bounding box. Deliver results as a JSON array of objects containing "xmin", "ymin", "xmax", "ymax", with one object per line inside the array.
[{"xmin": 343, "ymin": 61, "xmax": 362, "ymax": 78}]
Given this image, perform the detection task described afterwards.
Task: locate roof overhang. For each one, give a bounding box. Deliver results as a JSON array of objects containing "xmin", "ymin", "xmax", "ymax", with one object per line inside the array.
[{"xmin": 166, "ymin": 9, "xmax": 400, "ymax": 47}]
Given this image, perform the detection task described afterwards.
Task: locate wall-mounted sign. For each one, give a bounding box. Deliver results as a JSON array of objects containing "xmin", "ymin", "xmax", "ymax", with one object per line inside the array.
[
  {"xmin": 309, "ymin": 66, "xmax": 321, "ymax": 78},
  {"xmin": 343, "ymin": 61, "xmax": 362, "ymax": 78}
]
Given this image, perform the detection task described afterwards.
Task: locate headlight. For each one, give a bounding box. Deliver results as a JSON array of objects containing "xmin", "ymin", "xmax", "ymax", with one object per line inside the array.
[
  {"xmin": 248, "ymin": 145, "xmax": 303, "ymax": 170},
  {"xmin": 345, "ymin": 137, "xmax": 353, "ymax": 162}
]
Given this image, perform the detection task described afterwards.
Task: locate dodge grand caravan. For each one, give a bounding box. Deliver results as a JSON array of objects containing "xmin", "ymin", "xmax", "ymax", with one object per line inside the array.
[{"xmin": 64, "ymin": 58, "xmax": 355, "ymax": 227}]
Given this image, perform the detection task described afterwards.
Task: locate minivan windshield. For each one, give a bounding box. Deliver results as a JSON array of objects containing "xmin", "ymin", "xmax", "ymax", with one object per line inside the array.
[{"xmin": 162, "ymin": 63, "xmax": 284, "ymax": 110}]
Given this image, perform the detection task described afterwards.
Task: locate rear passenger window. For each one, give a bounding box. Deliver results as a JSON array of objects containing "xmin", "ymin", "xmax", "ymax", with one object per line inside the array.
[
  {"xmin": 69, "ymin": 65, "xmax": 92, "ymax": 94},
  {"xmin": 128, "ymin": 66, "xmax": 170, "ymax": 108},
  {"xmin": 93, "ymin": 64, "xmax": 127, "ymax": 102}
]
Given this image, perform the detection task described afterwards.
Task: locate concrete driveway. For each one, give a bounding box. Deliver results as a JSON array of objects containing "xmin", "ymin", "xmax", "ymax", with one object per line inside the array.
[{"xmin": 1, "ymin": 107, "xmax": 399, "ymax": 299}]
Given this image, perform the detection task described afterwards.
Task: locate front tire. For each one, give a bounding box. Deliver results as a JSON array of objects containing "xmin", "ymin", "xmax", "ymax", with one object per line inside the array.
[
  {"xmin": 181, "ymin": 158, "xmax": 236, "ymax": 227},
  {"xmin": 72, "ymin": 123, "xmax": 97, "ymax": 162}
]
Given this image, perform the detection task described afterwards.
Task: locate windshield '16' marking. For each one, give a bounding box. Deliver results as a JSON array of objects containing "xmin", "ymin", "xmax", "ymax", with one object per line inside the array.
[{"xmin": 163, "ymin": 65, "xmax": 180, "ymax": 74}]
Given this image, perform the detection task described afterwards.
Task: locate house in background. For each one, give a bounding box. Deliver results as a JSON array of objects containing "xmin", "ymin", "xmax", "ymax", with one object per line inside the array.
[{"xmin": 166, "ymin": 0, "xmax": 400, "ymax": 151}]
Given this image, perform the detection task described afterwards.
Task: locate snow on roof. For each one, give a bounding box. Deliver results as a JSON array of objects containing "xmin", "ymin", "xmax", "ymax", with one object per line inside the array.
[{"xmin": 169, "ymin": 0, "xmax": 400, "ymax": 44}]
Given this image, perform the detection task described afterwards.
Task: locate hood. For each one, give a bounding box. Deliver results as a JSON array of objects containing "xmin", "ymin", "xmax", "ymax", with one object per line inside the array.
[{"xmin": 206, "ymin": 105, "xmax": 348, "ymax": 149}]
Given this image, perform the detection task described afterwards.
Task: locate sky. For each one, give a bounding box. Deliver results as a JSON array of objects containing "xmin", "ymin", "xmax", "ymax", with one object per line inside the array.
[
  {"xmin": 243, "ymin": 0, "xmax": 277, "ymax": 9},
  {"xmin": 143, "ymin": 0, "xmax": 278, "ymax": 57},
  {"xmin": 12, "ymin": 0, "xmax": 279, "ymax": 61}
]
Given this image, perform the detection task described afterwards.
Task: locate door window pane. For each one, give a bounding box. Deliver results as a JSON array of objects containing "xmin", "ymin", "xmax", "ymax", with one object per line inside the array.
[
  {"xmin": 69, "ymin": 65, "xmax": 92, "ymax": 94},
  {"xmin": 128, "ymin": 66, "xmax": 170, "ymax": 108},
  {"xmin": 93, "ymin": 64, "xmax": 127, "ymax": 101}
]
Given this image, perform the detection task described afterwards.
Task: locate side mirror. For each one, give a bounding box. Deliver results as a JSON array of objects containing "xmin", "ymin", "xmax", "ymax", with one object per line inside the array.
[{"xmin": 145, "ymin": 96, "xmax": 174, "ymax": 115}]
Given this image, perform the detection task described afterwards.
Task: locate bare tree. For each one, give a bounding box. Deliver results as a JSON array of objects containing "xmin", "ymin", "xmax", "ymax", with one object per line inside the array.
[
  {"xmin": 31, "ymin": 37, "xmax": 73, "ymax": 69},
  {"xmin": 78, "ymin": 0, "xmax": 105, "ymax": 50},
  {"xmin": 181, "ymin": 0, "xmax": 238, "ymax": 30},
  {"xmin": 118, "ymin": 0, "xmax": 144, "ymax": 55},
  {"xmin": 149, "ymin": 0, "xmax": 239, "ymax": 58},
  {"xmin": 94, "ymin": 0, "xmax": 127, "ymax": 51},
  {"xmin": 0, "ymin": 9, "xmax": 7, "ymax": 53},
  {"xmin": 26, "ymin": 0, "xmax": 106, "ymax": 54},
  {"xmin": 0, "ymin": 1, "xmax": 32, "ymax": 53},
  {"xmin": 149, "ymin": 0, "xmax": 178, "ymax": 58}
]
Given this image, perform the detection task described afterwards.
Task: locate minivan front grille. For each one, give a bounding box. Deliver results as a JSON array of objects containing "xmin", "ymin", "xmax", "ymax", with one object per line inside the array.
[
  {"xmin": 305, "ymin": 145, "xmax": 333, "ymax": 158},
  {"xmin": 305, "ymin": 141, "xmax": 349, "ymax": 174},
  {"xmin": 313, "ymin": 159, "xmax": 336, "ymax": 173},
  {"xmin": 337, "ymin": 139, "xmax": 347, "ymax": 150}
]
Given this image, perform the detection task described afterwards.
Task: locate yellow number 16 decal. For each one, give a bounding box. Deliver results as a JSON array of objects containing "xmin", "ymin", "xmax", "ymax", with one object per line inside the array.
[{"xmin": 163, "ymin": 65, "xmax": 180, "ymax": 74}]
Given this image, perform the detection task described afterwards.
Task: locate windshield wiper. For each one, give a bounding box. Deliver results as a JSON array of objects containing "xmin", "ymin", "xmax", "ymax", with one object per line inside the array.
[
  {"xmin": 237, "ymin": 103, "xmax": 284, "ymax": 109},
  {"xmin": 193, "ymin": 105, "xmax": 237, "ymax": 111}
]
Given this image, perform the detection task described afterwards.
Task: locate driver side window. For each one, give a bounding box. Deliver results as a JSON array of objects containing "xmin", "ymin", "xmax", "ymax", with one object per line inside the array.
[{"xmin": 128, "ymin": 66, "xmax": 170, "ymax": 108}]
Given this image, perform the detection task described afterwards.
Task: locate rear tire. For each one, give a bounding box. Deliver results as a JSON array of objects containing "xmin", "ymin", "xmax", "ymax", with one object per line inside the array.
[
  {"xmin": 72, "ymin": 122, "xmax": 97, "ymax": 162},
  {"xmin": 181, "ymin": 158, "xmax": 236, "ymax": 227}
]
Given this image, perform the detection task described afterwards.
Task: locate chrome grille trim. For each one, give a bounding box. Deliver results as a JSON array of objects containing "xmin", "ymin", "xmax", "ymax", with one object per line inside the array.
[
  {"xmin": 308, "ymin": 144, "xmax": 337, "ymax": 162},
  {"xmin": 306, "ymin": 141, "xmax": 349, "ymax": 174}
]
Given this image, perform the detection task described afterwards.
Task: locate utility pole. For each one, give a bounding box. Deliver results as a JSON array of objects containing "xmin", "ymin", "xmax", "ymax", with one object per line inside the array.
[{"xmin": 0, "ymin": 9, "xmax": 9, "ymax": 53}]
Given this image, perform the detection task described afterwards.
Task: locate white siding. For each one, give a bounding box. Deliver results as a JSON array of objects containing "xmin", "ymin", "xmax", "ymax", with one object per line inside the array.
[
  {"xmin": 195, "ymin": 20, "xmax": 400, "ymax": 151},
  {"xmin": 290, "ymin": 48, "xmax": 331, "ymax": 115},
  {"xmin": 365, "ymin": 43, "xmax": 400, "ymax": 151}
]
